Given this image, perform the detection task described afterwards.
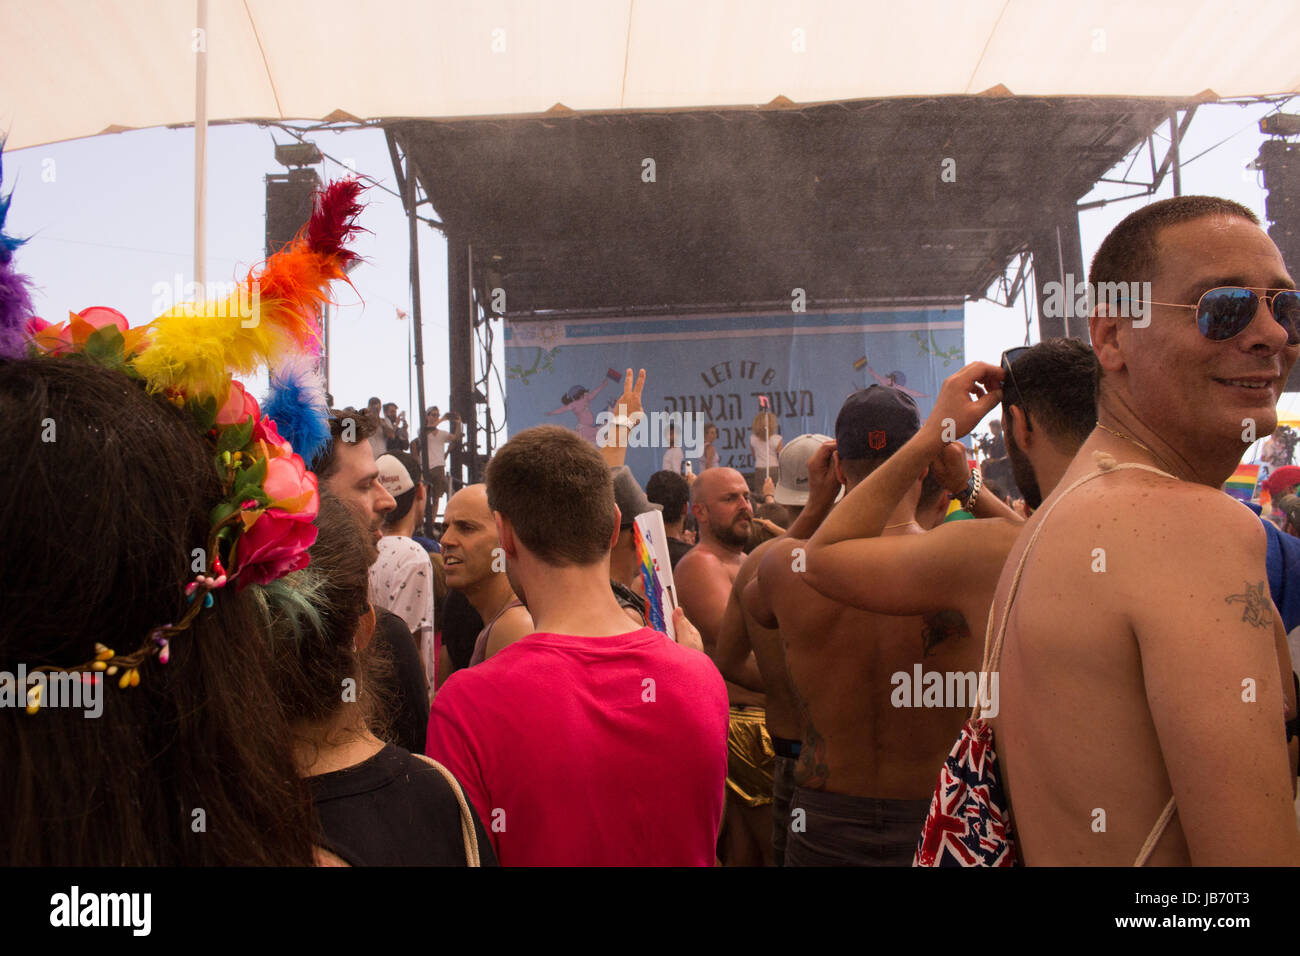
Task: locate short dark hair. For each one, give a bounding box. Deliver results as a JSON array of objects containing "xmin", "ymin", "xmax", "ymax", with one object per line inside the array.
[
  {"xmin": 311, "ymin": 407, "xmax": 378, "ymax": 480},
  {"xmin": 1004, "ymin": 339, "xmax": 1100, "ymax": 450},
  {"xmin": 1089, "ymin": 195, "xmax": 1259, "ymax": 292},
  {"xmin": 645, "ymin": 470, "xmax": 690, "ymax": 524},
  {"xmin": 383, "ymin": 402, "xmax": 397, "ymax": 413},
  {"xmin": 486, "ymin": 425, "xmax": 615, "ymax": 566}
]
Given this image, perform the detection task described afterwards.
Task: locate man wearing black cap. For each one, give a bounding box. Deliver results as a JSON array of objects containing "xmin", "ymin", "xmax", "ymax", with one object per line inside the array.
[
  {"xmin": 787, "ymin": 350, "xmax": 1096, "ymax": 864},
  {"xmin": 747, "ymin": 383, "xmax": 994, "ymax": 865}
]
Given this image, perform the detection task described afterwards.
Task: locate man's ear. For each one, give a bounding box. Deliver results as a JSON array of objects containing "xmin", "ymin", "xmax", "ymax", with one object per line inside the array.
[
  {"xmin": 1090, "ymin": 301, "xmax": 1126, "ymax": 374},
  {"xmin": 833, "ymin": 451, "xmax": 847, "ymax": 488},
  {"xmin": 609, "ymin": 504, "xmax": 623, "ymax": 551},
  {"xmin": 493, "ymin": 511, "xmax": 518, "ymax": 559},
  {"xmin": 1008, "ymin": 403, "xmax": 1033, "ymax": 451}
]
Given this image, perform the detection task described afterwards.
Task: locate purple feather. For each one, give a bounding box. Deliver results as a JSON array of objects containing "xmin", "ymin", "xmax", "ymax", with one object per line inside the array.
[{"xmin": 0, "ymin": 147, "xmax": 35, "ymax": 360}]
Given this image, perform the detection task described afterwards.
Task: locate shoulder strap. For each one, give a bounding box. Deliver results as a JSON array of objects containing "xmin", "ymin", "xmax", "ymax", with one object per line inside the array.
[
  {"xmin": 1133, "ymin": 798, "xmax": 1177, "ymax": 867},
  {"xmin": 975, "ymin": 453, "xmax": 1181, "ymax": 865},
  {"xmin": 411, "ymin": 752, "xmax": 482, "ymax": 866}
]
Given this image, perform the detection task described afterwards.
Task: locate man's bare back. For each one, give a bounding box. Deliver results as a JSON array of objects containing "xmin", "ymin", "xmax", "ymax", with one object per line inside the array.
[
  {"xmin": 992, "ymin": 457, "xmax": 1300, "ymax": 865},
  {"xmin": 756, "ymin": 532, "xmax": 981, "ymax": 798}
]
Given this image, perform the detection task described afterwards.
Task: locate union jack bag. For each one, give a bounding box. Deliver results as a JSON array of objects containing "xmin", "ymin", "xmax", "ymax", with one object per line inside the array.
[
  {"xmin": 913, "ymin": 716, "xmax": 1017, "ymax": 866},
  {"xmin": 915, "ymin": 459, "xmax": 1173, "ymax": 867}
]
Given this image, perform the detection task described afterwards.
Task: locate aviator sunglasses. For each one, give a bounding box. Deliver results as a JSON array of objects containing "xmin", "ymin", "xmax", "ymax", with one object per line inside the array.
[{"xmin": 1137, "ymin": 287, "xmax": 1300, "ymax": 346}]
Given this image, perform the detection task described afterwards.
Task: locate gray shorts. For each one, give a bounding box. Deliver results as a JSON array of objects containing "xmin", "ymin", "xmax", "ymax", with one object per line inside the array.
[{"xmin": 785, "ymin": 786, "xmax": 930, "ymax": 866}]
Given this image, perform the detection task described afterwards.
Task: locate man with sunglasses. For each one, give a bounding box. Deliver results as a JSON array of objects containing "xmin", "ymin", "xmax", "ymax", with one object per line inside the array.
[{"xmin": 990, "ymin": 196, "xmax": 1300, "ymax": 865}]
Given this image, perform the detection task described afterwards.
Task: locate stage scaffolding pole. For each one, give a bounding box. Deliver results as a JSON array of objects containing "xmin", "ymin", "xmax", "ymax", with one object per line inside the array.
[{"xmin": 399, "ymin": 133, "xmax": 431, "ymax": 536}]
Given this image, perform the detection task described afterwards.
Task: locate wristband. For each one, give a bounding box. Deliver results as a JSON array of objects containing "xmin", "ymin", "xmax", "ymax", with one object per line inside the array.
[{"xmin": 610, "ymin": 411, "xmax": 645, "ymax": 429}]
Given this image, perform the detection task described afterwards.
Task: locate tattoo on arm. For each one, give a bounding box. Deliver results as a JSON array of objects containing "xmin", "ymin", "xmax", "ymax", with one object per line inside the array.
[
  {"xmin": 921, "ymin": 609, "xmax": 971, "ymax": 657},
  {"xmin": 1225, "ymin": 581, "xmax": 1273, "ymax": 629}
]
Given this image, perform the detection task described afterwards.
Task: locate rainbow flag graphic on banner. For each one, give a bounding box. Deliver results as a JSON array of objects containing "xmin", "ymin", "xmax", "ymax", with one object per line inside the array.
[
  {"xmin": 633, "ymin": 510, "xmax": 677, "ymax": 641},
  {"xmin": 1224, "ymin": 463, "xmax": 1260, "ymax": 503}
]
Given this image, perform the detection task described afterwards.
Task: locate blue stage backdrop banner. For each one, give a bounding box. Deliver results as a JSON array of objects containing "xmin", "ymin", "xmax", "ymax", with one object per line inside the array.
[{"xmin": 504, "ymin": 306, "xmax": 965, "ymax": 485}]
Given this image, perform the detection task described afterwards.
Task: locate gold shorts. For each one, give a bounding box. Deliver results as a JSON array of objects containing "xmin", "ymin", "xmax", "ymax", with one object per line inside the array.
[{"xmin": 726, "ymin": 706, "xmax": 775, "ymax": 808}]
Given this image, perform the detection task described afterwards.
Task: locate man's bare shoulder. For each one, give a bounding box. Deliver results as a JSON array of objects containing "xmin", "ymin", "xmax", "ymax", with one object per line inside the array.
[
  {"xmin": 675, "ymin": 547, "xmax": 720, "ymax": 573},
  {"xmin": 1062, "ymin": 469, "xmax": 1264, "ymax": 543},
  {"xmin": 738, "ymin": 536, "xmax": 790, "ymax": 588},
  {"xmin": 755, "ymin": 535, "xmax": 804, "ymax": 585}
]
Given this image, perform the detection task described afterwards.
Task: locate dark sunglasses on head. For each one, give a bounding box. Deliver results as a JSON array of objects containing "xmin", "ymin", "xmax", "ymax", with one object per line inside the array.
[
  {"xmin": 1142, "ymin": 287, "xmax": 1300, "ymax": 346},
  {"xmin": 1000, "ymin": 347, "xmax": 1030, "ymax": 408}
]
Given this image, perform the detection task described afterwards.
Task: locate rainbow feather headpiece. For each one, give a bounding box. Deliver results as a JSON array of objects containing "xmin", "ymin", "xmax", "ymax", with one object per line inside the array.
[{"xmin": 17, "ymin": 177, "xmax": 367, "ymax": 710}]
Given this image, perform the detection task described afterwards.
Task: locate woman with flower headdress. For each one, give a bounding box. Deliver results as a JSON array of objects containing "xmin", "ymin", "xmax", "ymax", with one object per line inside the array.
[
  {"xmin": 0, "ymin": 164, "xmax": 376, "ymax": 865},
  {"xmin": 0, "ymin": 357, "xmax": 320, "ymax": 865}
]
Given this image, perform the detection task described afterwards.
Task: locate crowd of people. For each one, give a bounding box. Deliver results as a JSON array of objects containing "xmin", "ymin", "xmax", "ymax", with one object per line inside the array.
[{"xmin": 4, "ymin": 190, "xmax": 1299, "ymax": 867}]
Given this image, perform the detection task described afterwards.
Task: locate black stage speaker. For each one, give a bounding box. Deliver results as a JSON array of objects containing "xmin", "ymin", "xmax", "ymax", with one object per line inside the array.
[
  {"xmin": 265, "ymin": 169, "xmax": 321, "ymax": 258},
  {"xmin": 1257, "ymin": 139, "xmax": 1300, "ymax": 392}
]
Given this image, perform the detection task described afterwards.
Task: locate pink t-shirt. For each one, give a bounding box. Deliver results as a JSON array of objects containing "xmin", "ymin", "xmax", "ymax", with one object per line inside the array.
[{"xmin": 426, "ymin": 627, "xmax": 728, "ymax": 866}]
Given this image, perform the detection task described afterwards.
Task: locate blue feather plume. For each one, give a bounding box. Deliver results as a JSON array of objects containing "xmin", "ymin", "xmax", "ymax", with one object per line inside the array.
[
  {"xmin": 263, "ymin": 356, "xmax": 331, "ymax": 467},
  {"xmin": 0, "ymin": 145, "xmax": 35, "ymax": 360}
]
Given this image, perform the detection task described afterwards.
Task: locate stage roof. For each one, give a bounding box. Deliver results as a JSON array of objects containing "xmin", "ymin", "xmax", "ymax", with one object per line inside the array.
[
  {"xmin": 1, "ymin": 0, "xmax": 1297, "ymax": 152},
  {"xmin": 393, "ymin": 96, "xmax": 1188, "ymax": 316}
]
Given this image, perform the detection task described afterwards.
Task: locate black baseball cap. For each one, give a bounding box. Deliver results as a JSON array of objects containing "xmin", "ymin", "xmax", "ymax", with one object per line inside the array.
[{"xmin": 835, "ymin": 386, "xmax": 921, "ymax": 460}]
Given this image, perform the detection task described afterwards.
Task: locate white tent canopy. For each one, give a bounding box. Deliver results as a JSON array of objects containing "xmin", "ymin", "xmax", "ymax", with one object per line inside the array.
[{"xmin": 2, "ymin": 0, "xmax": 1298, "ymax": 152}]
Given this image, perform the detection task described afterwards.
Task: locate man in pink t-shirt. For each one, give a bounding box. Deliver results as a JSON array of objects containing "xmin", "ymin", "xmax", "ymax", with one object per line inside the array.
[{"xmin": 426, "ymin": 425, "xmax": 728, "ymax": 866}]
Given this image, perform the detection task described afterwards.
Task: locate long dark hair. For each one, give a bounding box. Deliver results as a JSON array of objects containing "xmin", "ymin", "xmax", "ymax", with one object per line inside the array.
[
  {"xmin": 0, "ymin": 358, "xmax": 316, "ymax": 865},
  {"xmin": 260, "ymin": 493, "xmax": 393, "ymax": 747}
]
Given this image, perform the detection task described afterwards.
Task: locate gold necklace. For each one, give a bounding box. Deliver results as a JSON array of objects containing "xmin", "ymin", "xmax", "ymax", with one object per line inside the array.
[
  {"xmin": 1095, "ymin": 421, "xmax": 1176, "ymax": 473},
  {"xmin": 883, "ymin": 520, "xmax": 920, "ymax": 531}
]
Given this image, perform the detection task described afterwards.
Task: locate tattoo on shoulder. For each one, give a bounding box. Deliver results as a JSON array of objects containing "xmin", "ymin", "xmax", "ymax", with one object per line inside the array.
[
  {"xmin": 1224, "ymin": 581, "xmax": 1272, "ymax": 629},
  {"xmin": 921, "ymin": 609, "xmax": 971, "ymax": 656}
]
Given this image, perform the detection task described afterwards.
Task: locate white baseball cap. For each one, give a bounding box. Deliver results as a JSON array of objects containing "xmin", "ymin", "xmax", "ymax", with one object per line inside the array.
[{"xmin": 773, "ymin": 433, "xmax": 833, "ymax": 506}]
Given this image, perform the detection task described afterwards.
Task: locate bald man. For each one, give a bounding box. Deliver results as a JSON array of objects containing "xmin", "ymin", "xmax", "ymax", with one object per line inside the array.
[
  {"xmin": 675, "ymin": 466, "xmax": 769, "ymax": 864},
  {"xmin": 440, "ymin": 485, "xmax": 534, "ymax": 671}
]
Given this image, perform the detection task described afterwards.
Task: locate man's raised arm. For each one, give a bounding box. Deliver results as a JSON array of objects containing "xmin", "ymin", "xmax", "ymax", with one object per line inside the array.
[{"xmin": 801, "ymin": 363, "xmax": 1007, "ymax": 617}]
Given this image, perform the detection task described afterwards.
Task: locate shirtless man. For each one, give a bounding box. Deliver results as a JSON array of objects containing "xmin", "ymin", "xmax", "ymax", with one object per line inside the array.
[
  {"xmin": 675, "ymin": 467, "xmax": 765, "ymax": 863},
  {"xmin": 792, "ymin": 345, "xmax": 1096, "ymax": 864},
  {"xmin": 714, "ymin": 435, "xmax": 841, "ymax": 865},
  {"xmin": 440, "ymin": 484, "xmax": 534, "ymax": 669},
  {"xmin": 747, "ymin": 386, "xmax": 986, "ymax": 864},
  {"xmin": 990, "ymin": 196, "xmax": 1300, "ymax": 865}
]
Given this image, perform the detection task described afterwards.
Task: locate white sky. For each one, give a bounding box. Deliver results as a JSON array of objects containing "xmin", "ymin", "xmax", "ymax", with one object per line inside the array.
[{"xmin": 4, "ymin": 98, "xmax": 1297, "ymax": 458}]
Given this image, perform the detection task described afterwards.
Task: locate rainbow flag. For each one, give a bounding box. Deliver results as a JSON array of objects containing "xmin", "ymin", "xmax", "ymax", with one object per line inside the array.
[
  {"xmin": 853, "ymin": 355, "xmax": 867, "ymax": 370},
  {"xmin": 633, "ymin": 510, "xmax": 677, "ymax": 641},
  {"xmin": 1224, "ymin": 463, "xmax": 1259, "ymax": 503}
]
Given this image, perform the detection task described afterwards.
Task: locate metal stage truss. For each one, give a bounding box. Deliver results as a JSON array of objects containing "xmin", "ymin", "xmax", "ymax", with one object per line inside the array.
[{"xmin": 381, "ymin": 94, "xmax": 1217, "ymax": 495}]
